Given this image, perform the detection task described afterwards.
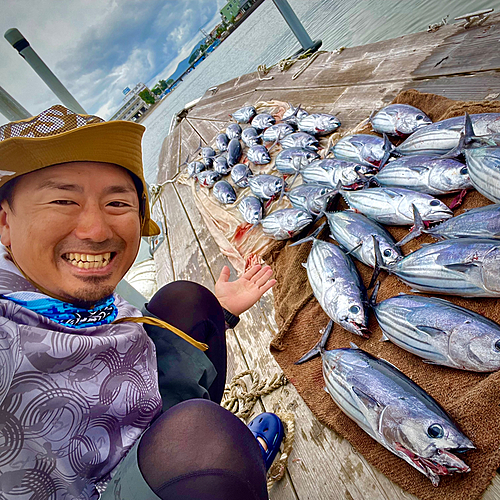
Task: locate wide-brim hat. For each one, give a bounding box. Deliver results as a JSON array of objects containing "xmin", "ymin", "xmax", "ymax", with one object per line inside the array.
[{"xmin": 0, "ymin": 105, "xmax": 160, "ymax": 237}]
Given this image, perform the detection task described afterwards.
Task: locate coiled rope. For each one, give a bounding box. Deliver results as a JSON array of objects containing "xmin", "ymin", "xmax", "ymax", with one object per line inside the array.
[{"xmin": 221, "ymin": 369, "xmax": 295, "ymax": 490}]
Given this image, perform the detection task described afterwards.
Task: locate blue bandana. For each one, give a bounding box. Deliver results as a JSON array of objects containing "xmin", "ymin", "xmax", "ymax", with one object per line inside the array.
[{"xmin": 1, "ymin": 291, "xmax": 118, "ymax": 329}]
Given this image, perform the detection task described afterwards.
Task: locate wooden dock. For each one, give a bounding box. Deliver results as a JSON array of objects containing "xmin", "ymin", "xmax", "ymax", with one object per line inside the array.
[{"xmin": 151, "ymin": 13, "xmax": 500, "ymax": 500}]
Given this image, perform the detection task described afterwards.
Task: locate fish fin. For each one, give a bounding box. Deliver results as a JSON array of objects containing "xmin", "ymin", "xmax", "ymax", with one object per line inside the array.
[
  {"xmin": 407, "ymin": 165, "xmax": 429, "ymax": 174},
  {"xmin": 352, "ymin": 386, "xmax": 382, "ymax": 411},
  {"xmin": 290, "ymin": 222, "xmax": 326, "ymax": 247},
  {"xmin": 396, "ymin": 204, "xmax": 424, "ymax": 247},
  {"xmin": 443, "ymin": 262, "xmax": 478, "ymax": 273},
  {"xmin": 349, "ymin": 342, "xmax": 359, "ymax": 349},
  {"xmin": 369, "ymin": 280, "xmax": 381, "ymax": 307},
  {"xmin": 416, "ymin": 325, "xmax": 447, "ymax": 337},
  {"xmin": 380, "ymin": 333, "xmax": 390, "ymax": 342},
  {"xmin": 295, "ymin": 320, "xmax": 334, "ymax": 364}
]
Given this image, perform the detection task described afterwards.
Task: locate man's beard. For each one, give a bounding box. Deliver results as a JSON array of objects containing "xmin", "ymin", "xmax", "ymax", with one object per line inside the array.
[{"xmin": 63, "ymin": 276, "xmax": 116, "ymax": 308}]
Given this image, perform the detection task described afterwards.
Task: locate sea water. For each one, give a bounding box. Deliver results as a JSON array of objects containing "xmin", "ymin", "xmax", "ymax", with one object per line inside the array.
[{"xmin": 141, "ymin": 0, "xmax": 499, "ymax": 184}]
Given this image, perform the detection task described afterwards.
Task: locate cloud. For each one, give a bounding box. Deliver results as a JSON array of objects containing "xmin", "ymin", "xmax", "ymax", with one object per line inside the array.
[{"xmin": 0, "ymin": 0, "xmax": 223, "ymax": 123}]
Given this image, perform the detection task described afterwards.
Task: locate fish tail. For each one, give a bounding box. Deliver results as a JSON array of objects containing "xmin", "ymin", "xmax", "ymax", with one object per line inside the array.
[{"xmin": 295, "ymin": 320, "xmax": 334, "ymax": 364}]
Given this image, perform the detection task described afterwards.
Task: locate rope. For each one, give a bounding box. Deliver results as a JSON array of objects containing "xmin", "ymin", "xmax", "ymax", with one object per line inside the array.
[{"xmin": 221, "ymin": 369, "xmax": 295, "ymax": 491}]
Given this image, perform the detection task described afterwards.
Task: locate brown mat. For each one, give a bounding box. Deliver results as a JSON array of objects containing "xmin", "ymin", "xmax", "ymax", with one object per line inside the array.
[{"xmin": 263, "ymin": 90, "xmax": 500, "ymax": 500}]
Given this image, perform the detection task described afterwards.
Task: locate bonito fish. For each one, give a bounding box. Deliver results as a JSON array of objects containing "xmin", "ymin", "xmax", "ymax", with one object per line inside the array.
[
  {"xmin": 226, "ymin": 123, "xmax": 242, "ymax": 140},
  {"xmin": 238, "ymin": 196, "xmax": 263, "ymax": 225},
  {"xmin": 298, "ymin": 113, "xmax": 341, "ymax": 136},
  {"xmin": 251, "ymin": 113, "xmax": 276, "ymax": 131},
  {"xmin": 248, "ymin": 174, "xmax": 286, "ymax": 200},
  {"xmin": 280, "ymin": 132, "xmax": 319, "ymax": 151},
  {"xmin": 371, "ymin": 285, "xmax": 500, "ymax": 372},
  {"xmin": 370, "ymin": 104, "xmax": 432, "ymax": 137},
  {"xmin": 241, "ymin": 126, "xmax": 261, "ymax": 147},
  {"xmin": 465, "ymin": 145, "xmax": 500, "ymax": 204},
  {"xmin": 261, "ymin": 208, "xmax": 312, "ymax": 240},
  {"xmin": 231, "ymin": 163, "xmax": 253, "ymax": 188},
  {"xmin": 212, "ymin": 180, "xmax": 236, "ymax": 204},
  {"xmin": 231, "ymin": 106, "xmax": 256, "ymax": 123},
  {"xmin": 296, "ymin": 321, "xmax": 474, "ymax": 486},
  {"xmin": 332, "ymin": 134, "xmax": 392, "ymax": 168},
  {"xmin": 301, "ymin": 158, "xmax": 376, "ymax": 188},
  {"xmin": 262, "ymin": 123, "xmax": 295, "ymax": 143},
  {"xmin": 275, "ymin": 147, "xmax": 319, "ymax": 175},
  {"xmin": 287, "ymin": 184, "xmax": 336, "ymax": 216}
]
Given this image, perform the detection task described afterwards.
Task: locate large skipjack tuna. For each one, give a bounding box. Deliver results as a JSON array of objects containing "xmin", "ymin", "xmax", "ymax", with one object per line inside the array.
[
  {"xmin": 295, "ymin": 321, "xmax": 474, "ymax": 486},
  {"xmin": 394, "ymin": 113, "xmax": 500, "ymax": 156},
  {"xmin": 332, "ymin": 134, "xmax": 393, "ymax": 168},
  {"xmin": 231, "ymin": 105, "xmax": 257, "ymax": 124},
  {"xmin": 465, "ymin": 144, "xmax": 500, "ymax": 204},
  {"xmin": 238, "ymin": 196, "xmax": 263, "ymax": 225},
  {"xmin": 287, "ymin": 184, "xmax": 337, "ymax": 216},
  {"xmin": 261, "ymin": 208, "xmax": 313, "ymax": 240},
  {"xmin": 298, "ymin": 113, "xmax": 341, "ymax": 136},
  {"xmin": 370, "ymin": 104, "xmax": 432, "ymax": 137},
  {"xmin": 370, "ymin": 282, "xmax": 500, "ymax": 372},
  {"xmin": 375, "ymin": 156, "xmax": 471, "ymax": 195},
  {"xmin": 291, "ymin": 228, "xmax": 369, "ymax": 337},
  {"xmin": 212, "ymin": 180, "xmax": 237, "ymax": 204},
  {"xmin": 373, "ymin": 237, "xmax": 500, "ymax": 297}
]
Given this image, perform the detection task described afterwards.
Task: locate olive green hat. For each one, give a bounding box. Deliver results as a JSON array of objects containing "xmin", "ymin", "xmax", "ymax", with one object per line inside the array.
[{"xmin": 0, "ymin": 104, "xmax": 160, "ymax": 236}]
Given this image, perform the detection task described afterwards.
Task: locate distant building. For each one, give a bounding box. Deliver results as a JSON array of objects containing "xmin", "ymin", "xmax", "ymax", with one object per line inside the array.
[
  {"xmin": 110, "ymin": 83, "xmax": 151, "ymax": 122},
  {"xmin": 220, "ymin": 0, "xmax": 254, "ymax": 23}
]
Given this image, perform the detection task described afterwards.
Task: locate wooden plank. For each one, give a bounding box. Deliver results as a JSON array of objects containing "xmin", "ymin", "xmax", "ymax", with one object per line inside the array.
[
  {"xmin": 157, "ymin": 126, "xmax": 181, "ymax": 183},
  {"xmin": 151, "ymin": 195, "xmax": 175, "ymax": 288}
]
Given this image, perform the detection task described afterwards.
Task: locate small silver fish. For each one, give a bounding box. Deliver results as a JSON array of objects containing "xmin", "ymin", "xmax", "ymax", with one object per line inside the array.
[
  {"xmin": 275, "ymin": 147, "xmax": 319, "ymax": 175},
  {"xmin": 226, "ymin": 123, "xmax": 242, "ymax": 140},
  {"xmin": 282, "ymin": 103, "xmax": 309, "ymax": 125},
  {"xmin": 216, "ymin": 133, "xmax": 229, "ymax": 152},
  {"xmin": 280, "ymin": 132, "xmax": 319, "ymax": 151},
  {"xmin": 372, "ymin": 289, "xmax": 500, "ymax": 372},
  {"xmin": 247, "ymin": 145, "xmax": 271, "ymax": 165},
  {"xmin": 261, "ymin": 208, "xmax": 312, "ymax": 240},
  {"xmin": 213, "ymin": 155, "xmax": 231, "ymax": 175},
  {"xmin": 375, "ymin": 156, "xmax": 471, "ymax": 195},
  {"xmin": 262, "ymin": 123, "xmax": 295, "ymax": 143},
  {"xmin": 251, "ymin": 113, "xmax": 276, "ymax": 131},
  {"xmin": 213, "ymin": 180, "xmax": 237, "ymax": 204},
  {"xmin": 239, "ymin": 196, "xmax": 263, "ymax": 225},
  {"xmin": 196, "ymin": 170, "xmax": 221, "ymax": 188},
  {"xmin": 298, "ymin": 113, "xmax": 341, "ymax": 136},
  {"xmin": 248, "ymin": 174, "xmax": 286, "ymax": 200},
  {"xmin": 241, "ymin": 127, "xmax": 261, "ymax": 147},
  {"xmin": 187, "ymin": 161, "xmax": 205, "ymax": 178},
  {"xmin": 287, "ymin": 184, "xmax": 336, "ymax": 216},
  {"xmin": 370, "ymin": 104, "xmax": 432, "ymax": 137},
  {"xmin": 231, "ymin": 106, "xmax": 257, "ymax": 123},
  {"xmin": 301, "ymin": 158, "xmax": 376, "ymax": 188},
  {"xmin": 332, "ymin": 134, "xmax": 392, "ymax": 168},
  {"xmin": 201, "ymin": 147, "xmax": 216, "ymax": 159},
  {"xmin": 231, "ymin": 163, "xmax": 253, "ymax": 188},
  {"xmin": 227, "ymin": 138, "xmax": 242, "ymax": 167}
]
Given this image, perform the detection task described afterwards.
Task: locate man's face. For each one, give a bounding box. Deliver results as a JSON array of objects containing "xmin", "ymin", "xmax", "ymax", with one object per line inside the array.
[{"xmin": 0, "ymin": 162, "xmax": 142, "ymax": 305}]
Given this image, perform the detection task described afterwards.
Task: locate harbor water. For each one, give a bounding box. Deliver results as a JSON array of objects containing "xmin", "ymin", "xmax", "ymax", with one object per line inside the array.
[{"xmin": 141, "ymin": 0, "xmax": 499, "ymax": 184}]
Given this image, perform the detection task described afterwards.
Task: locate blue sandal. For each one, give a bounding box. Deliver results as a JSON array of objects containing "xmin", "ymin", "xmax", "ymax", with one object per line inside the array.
[{"xmin": 248, "ymin": 412, "xmax": 284, "ymax": 470}]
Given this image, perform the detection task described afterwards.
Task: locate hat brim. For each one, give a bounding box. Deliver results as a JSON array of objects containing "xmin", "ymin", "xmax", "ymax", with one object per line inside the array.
[{"xmin": 0, "ymin": 120, "xmax": 160, "ymax": 237}]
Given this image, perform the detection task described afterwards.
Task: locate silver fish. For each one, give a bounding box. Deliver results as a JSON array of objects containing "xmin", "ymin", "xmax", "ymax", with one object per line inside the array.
[
  {"xmin": 297, "ymin": 324, "xmax": 474, "ymax": 486},
  {"xmin": 226, "ymin": 123, "xmax": 242, "ymax": 140},
  {"xmin": 213, "ymin": 180, "xmax": 237, "ymax": 204},
  {"xmin": 301, "ymin": 158, "xmax": 376, "ymax": 188},
  {"xmin": 231, "ymin": 105, "xmax": 257, "ymax": 123},
  {"xmin": 231, "ymin": 163, "xmax": 253, "ymax": 188},
  {"xmin": 395, "ymin": 113, "xmax": 500, "ymax": 156},
  {"xmin": 298, "ymin": 113, "xmax": 341, "ymax": 136},
  {"xmin": 287, "ymin": 184, "xmax": 336, "ymax": 216},
  {"xmin": 251, "ymin": 113, "xmax": 276, "ymax": 131},
  {"xmin": 377, "ymin": 238, "xmax": 500, "ymax": 297},
  {"xmin": 196, "ymin": 170, "xmax": 221, "ymax": 188},
  {"xmin": 370, "ymin": 104, "xmax": 432, "ymax": 137},
  {"xmin": 375, "ymin": 156, "xmax": 471, "ymax": 195},
  {"xmin": 202, "ymin": 157, "xmax": 213, "ymax": 169},
  {"xmin": 261, "ymin": 208, "xmax": 312, "ymax": 240},
  {"xmin": 325, "ymin": 211, "xmax": 401, "ymax": 268},
  {"xmin": 241, "ymin": 127, "xmax": 261, "ymax": 147},
  {"xmin": 187, "ymin": 161, "xmax": 205, "ymax": 178},
  {"xmin": 216, "ymin": 133, "xmax": 229, "ymax": 152},
  {"xmin": 227, "ymin": 138, "xmax": 242, "ymax": 167},
  {"xmin": 248, "ymin": 174, "xmax": 285, "ymax": 200},
  {"xmin": 464, "ymin": 145, "xmax": 500, "ymax": 203},
  {"xmin": 424, "ymin": 204, "xmax": 500, "ymax": 240},
  {"xmin": 282, "ymin": 103, "xmax": 309, "ymax": 123},
  {"xmin": 247, "ymin": 145, "xmax": 271, "ymax": 165},
  {"xmin": 262, "ymin": 123, "xmax": 295, "ymax": 143},
  {"xmin": 340, "ymin": 187, "xmax": 453, "ymax": 225},
  {"xmin": 280, "ymin": 132, "xmax": 319, "ymax": 151},
  {"xmin": 213, "ymin": 155, "xmax": 231, "ymax": 175},
  {"xmin": 201, "ymin": 147, "xmax": 216, "ymax": 159},
  {"xmin": 275, "ymin": 147, "xmax": 319, "ymax": 175},
  {"xmin": 301, "ymin": 238, "xmax": 368, "ymax": 336},
  {"xmin": 372, "ymin": 290, "xmax": 500, "ymax": 372},
  {"xmin": 238, "ymin": 196, "xmax": 263, "ymax": 225},
  {"xmin": 332, "ymin": 134, "xmax": 392, "ymax": 168}
]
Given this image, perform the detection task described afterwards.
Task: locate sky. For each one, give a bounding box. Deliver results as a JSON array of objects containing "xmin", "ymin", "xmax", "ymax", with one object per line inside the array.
[{"xmin": 0, "ymin": 0, "xmax": 227, "ymax": 125}]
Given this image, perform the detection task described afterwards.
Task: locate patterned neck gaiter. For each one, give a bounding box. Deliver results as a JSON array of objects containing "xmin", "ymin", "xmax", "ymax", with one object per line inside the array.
[{"xmin": 1, "ymin": 291, "xmax": 118, "ymax": 328}]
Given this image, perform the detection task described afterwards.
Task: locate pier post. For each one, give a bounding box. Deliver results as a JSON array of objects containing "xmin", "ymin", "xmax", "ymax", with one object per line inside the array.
[
  {"xmin": 4, "ymin": 28, "xmax": 87, "ymax": 114},
  {"xmin": 271, "ymin": 0, "xmax": 322, "ymax": 53},
  {"xmin": 0, "ymin": 85, "xmax": 31, "ymax": 121}
]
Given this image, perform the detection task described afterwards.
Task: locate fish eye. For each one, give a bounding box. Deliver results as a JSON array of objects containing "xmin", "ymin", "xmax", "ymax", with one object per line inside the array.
[
  {"xmin": 349, "ymin": 305, "xmax": 360, "ymax": 314},
  {"xmin": 383, "ymin": 249, "xmax": 393, "ymax": 257},
  {"xmin": 354, "ymin": 165, "xmax": 361, "ymax": 172},
  {"xmin": 416, "ymin": 115, "xmax": 423, "ymax": 120},
  {"xmin": 495, "ymin": 340, "xmax": 500, "ymax": 351},
  {"xmin": 427, "ymin": 424, "xmax": 444, "ymax": 439},
  {"xmin": 460, "ymin": 166, "xmax": 468, "ymax": 175},
  {"xmin": 430, "ymin": 200, "xmax": 440, "ymax": 206}
]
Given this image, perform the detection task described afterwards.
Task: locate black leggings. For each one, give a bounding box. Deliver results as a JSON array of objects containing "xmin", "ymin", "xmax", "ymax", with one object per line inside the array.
[{"xmin": 140, "ymin": 282, "xmax": 269, "ymax": 500}]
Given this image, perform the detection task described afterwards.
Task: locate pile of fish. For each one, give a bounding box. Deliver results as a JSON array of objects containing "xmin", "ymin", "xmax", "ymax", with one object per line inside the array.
[{"xmin": 184, "ymin": 100, "xmax": 500, "ymax": 485}]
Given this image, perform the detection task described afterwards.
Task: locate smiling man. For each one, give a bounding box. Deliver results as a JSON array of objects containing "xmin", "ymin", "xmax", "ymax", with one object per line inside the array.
[{"xmin": 0, "ymin": 106, "xmax": 281, "ymax": 500}]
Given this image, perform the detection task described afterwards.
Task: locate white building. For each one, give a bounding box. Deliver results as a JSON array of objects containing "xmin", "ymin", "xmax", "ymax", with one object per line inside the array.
[{"xmin": 109, "ymin": 83, "xmax": 151, "ymax": 122}]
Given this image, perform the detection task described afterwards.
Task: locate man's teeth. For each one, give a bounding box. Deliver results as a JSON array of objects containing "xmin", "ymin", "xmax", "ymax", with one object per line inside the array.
[{"xmin": 66, "ymin": 252, "xmax": 112, "ymax": 268}]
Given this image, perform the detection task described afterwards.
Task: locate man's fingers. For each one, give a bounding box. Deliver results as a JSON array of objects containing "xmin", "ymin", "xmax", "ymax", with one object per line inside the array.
[
  {"xmin": 259, "ymin": 279, "xmax": 277, "ymax": 295},
  {"xmin": 255, "ymin": 268, "xmax": 274, "ymax": 287},
  {"xmin": 217, "ymin": 265, "xmax": 231, "ymax": 283},
  {"xmin": 242, "ymin": 263, "xmax": 262, "ymax": 280}
]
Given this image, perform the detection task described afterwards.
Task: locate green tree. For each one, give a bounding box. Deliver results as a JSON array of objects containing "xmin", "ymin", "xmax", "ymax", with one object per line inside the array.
[
  {"xmin": 189, "ymin": 50, "xmax": 199, "ymax": 65},
  {"xmin": 139, "ymin": 89, "xmax": 155, "ymax": 105},
  {"xmin": 158, "ymin": 79, "xmax": 168, "ymax": 91},
  {"xmin": 166, "ymin": 79, "xmax": 174, "ymax": 87},
  {"xmin": 151, "ymin": 85, "xmax": 162, "ymax": 96}
]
